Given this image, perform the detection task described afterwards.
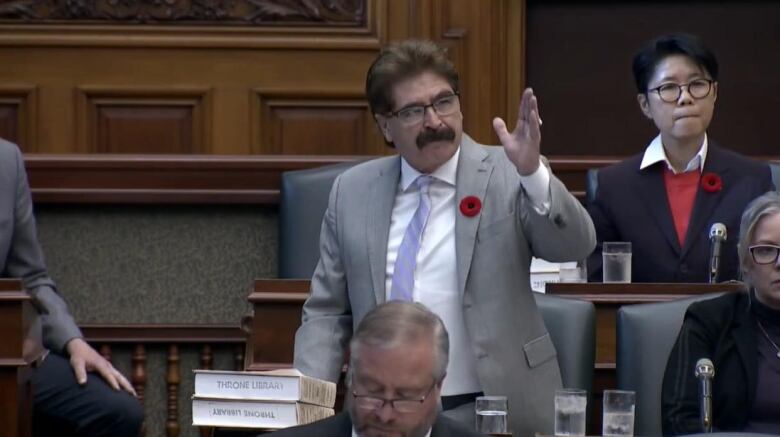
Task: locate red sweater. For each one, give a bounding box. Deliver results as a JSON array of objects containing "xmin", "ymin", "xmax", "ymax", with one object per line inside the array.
[{"xmin": 663, "ymin": 167, "xmax": 701, "ymax": 246}]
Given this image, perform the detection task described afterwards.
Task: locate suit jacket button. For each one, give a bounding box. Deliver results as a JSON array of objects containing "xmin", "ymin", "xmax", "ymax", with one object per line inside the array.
[
  {"xmin": 680, "ymin": 263, "xmax": 689, "ymax": 274},
  {"xmin": 553, "ymin": 214, "xmax": 565, "ymax": 228}
]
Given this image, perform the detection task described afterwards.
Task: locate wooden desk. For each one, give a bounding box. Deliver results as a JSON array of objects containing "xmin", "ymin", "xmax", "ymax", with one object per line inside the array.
[{"xmin": 0, "ymin": 279, "xmax": 43, "ymax": 437}]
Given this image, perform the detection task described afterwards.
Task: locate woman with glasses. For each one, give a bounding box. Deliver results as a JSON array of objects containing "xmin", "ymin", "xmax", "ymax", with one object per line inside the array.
[
  {"xmin": 662, "ymin": 191, "xmax": 780, "ymax": 435},
  {"xmin": 587, "ymin": 34, "xmax": 773, "ymax": 283}
]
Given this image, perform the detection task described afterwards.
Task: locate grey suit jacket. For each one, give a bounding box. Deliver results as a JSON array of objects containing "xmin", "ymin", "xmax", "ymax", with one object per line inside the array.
[
  {"xmin": 293, "ymin": 134, "xmax": 596, "ymax": 437},
  {"xmin": 262, "ymin": 411, "xmax": 481, "ymax": 436},
  {"xmin": 0, "ymin": 139, "xmax": 82, "ymax": 352}
]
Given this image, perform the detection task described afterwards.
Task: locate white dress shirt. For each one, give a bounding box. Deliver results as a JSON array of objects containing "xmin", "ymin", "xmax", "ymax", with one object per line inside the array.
[
  {"xmin": 384, "ymin": 145, "xmax": 551, "ymax": 396},
  {"xmin": 639, "ymin": 133, "xmax": 708, "ymax": 174}
]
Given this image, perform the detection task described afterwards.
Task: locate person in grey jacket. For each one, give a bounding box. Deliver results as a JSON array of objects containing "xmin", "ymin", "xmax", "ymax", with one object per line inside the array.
[{"xmin": 0, "ymin": 138, "xmax": 143, "ymax": 436}]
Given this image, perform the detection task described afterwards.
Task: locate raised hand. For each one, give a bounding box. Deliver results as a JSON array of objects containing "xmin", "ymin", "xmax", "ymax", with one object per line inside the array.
[{"xmin": 492, "ymin": 88, "xmax": 542, "ymax": 175}]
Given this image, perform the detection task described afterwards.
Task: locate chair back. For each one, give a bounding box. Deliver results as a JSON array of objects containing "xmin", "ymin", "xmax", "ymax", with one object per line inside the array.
[
  {"xmin": 586, "ymin": 168, "xmax": 599, "ymax": 205},
  {"xmin": 534, "ymin": 292, "xmax": 595, "ymax": 394},
  {"xmin": 278, "ymin": 161, "xmax": 359, "ymax": 279},
  {"xmin": 770, "ymin": 161, "xmax": 780, "ymax": 191},
  {"xmin": 616, "ymin": 293, "xmax": 723, "ymax": 436}
]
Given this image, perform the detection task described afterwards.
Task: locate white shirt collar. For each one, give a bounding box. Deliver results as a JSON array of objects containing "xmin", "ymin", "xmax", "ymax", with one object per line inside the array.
[
  {"xmin": 400, "ymin": 146, "xmax": 460, "ymax": 191},
  {"xmin": 639, "ymin": 133, "xmax": 708, "ymax": 174}
]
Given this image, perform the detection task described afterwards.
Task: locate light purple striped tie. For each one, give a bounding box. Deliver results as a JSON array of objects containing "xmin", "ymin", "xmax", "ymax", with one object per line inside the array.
[{"xmin": 390, "ymin": 175, "xmax": 433, "ymax": 301}]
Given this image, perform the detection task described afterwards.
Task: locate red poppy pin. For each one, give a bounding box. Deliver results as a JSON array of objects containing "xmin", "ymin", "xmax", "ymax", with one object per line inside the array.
[
  {"xmin": 459, "ymin": 196, "xmax": 482, "ymax": 217},
  {"xmin": 701, "ymin": 172, "xmax": 723, "ymax": 193}
]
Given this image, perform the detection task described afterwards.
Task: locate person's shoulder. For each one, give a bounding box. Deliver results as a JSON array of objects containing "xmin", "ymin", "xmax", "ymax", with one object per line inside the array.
[
  {"xmin": 431, "ymin": 414, "xmax": 482, "ymax": 437},
  {"xmin": 0, "ymin": 138, "xmax": 20, "ymax": 159},
  {"xmin": 686, "ymin": 291, "xmax": 748, "ymax": 326},
  {"xmin": 709, "ymin": 142, "xmax": 769, "ymax": 173},
  {"xmin": 598, "ymin": 152, "xmax": 644, "ymax": 180},
  {"xmin": 337, "ymin": 155, "xmax": 398, "ymax": 183}
]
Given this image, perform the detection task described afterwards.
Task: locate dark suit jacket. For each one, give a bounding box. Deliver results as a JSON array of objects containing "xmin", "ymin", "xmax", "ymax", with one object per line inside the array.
[
  {"xmin": 661, "ymin": 292, "xmax": 757, "ymax": 435},
  {"xmin": 587, "ymin": 143, "xmax": 773, "ymax": 283},
  {"xmin": 261, "ymin": 411, "xmax": 482, "ymax": 436}
]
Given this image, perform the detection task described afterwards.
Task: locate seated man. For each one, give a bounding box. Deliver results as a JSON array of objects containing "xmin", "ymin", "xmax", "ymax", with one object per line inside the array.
[
  {"xmin": 0, "ymin": 139, "xmax": 143, "ymax": 436},
  {"xmin": 266, "ymin": 301, "xmax": 480, "ymax": 436},
  {"xmin": 587, "ymin": 34, "xmax": 773, "ymax": 283}
]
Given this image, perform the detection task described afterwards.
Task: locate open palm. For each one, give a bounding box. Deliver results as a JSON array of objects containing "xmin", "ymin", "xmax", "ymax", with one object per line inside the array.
[{"xmin": 492, "ymin": 88, "xmax": 542, "ymax": 175}]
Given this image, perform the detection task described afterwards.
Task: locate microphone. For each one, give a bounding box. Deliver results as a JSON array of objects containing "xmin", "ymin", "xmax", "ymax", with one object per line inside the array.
[
  {"xmin": 708, "ymin": 223, "xmax": 727, "ymax": 283},
  {"xmin": 695, "ymin": 358, "xmax": 715, "ymax": 433}
]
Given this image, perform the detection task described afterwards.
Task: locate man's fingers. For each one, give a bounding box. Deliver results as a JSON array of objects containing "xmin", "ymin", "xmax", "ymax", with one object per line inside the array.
[
  {"xmin": 96, "ymin": 362, "xmax": 121, "ymax": 391},
  {"xmin": 71, "ymin": 358, "xmax": 88, "ymax": 385},
  {"xmin": 116, "ymin": 372, "xmax": 137, "ymax": 396},
  {"xmin": 492, "ymin": 117, "xmax": 511, "ymax": 144}
]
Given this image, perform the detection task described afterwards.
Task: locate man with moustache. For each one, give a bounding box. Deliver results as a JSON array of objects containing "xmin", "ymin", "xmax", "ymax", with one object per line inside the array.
[
  {"xmin": 266, "ymin": 302, "xmax": 480, "ymax": 437},
  {"xmin": 293, "ymin": 39, "xmax": 595, "ymax": 436}
]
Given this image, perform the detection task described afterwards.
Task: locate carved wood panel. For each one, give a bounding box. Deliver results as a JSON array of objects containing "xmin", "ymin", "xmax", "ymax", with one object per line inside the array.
[
  {"xmin": 0, "ymin": 86, "xmax": 37, "ymax": 152},
  {"xmin": 252, "ymin": 89, "xmax": 386, "ymax": 155},
  {"xmin": 0, "ymin": 0, "xmax": 366, "ymax": 26},
  {"xmin": 76, "ymin": 87, "xmax": 212, "ymax": 154}
]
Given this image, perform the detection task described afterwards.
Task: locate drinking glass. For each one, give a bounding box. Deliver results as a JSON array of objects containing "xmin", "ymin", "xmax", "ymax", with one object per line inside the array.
[
  {"xmin": 554, "ymin": 389, "xmax": 586, "ymax": 437},
  {"xmin": 475, "ymin": 395, "xmax": 508, "ymax": 435},
  {"xmin": 602, "ymin": 390, "xmax": 635, "ymax": 437},
  {"xmin": 602, "ymin": 242, "xmax": 632, "ymax": 283}
]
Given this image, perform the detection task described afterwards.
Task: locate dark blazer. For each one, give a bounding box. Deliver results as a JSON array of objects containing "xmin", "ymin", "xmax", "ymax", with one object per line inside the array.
[
  {"xmin": 262, "ymin": 411, "xmax": 482, "ymax": 436},
  {"xmin": 662, "ymin": 292, "xmax": 756, "ymax": 435},
  {"xmin": 587, "ymin": 143, "xmax": 773, "ymax": 283}
]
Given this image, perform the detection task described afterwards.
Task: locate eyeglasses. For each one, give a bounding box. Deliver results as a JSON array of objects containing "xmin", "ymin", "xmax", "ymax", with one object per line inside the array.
[
  {"xmin": 648, "ymin": 79, "xmax": 714, "ymax": 103},
  {"xmin": 749, "ymin": 244, "xmax": 780, "ymax": 265},
  {"xmin": 388, "ymin": 93, "xmax": 460, "ymax": 126},
  {"xmin": 352, "ymin": 382, "xmax": 437, "ymax": 413}
]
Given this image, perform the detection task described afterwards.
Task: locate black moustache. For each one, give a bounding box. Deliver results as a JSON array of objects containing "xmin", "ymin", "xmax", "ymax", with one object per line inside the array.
[{"xmin": 416, "ymin": 127, "xmax": 456, "ymax": 149}]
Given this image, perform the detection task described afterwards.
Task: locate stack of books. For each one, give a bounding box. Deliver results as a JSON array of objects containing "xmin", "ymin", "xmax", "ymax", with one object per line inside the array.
[{"xmin": 192, "ymin": 368, "xmax": 336, "ymax": 429}]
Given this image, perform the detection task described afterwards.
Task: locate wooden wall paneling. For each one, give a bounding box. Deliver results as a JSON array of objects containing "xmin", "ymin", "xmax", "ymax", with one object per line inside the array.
[
  {"xmin": 251, "ymin": 88, "xmax": 387, "ymax": 155},
  {"xmin": 75, "ymin": 86, "xmax": 213, "ymax": 154},
  {"xmin": 0, "ymin": 85, "xmax": 37, "ymax": 152},
  {"xmin": 408, "ymin": 0, "xmax": 522, "ymax": 146}
]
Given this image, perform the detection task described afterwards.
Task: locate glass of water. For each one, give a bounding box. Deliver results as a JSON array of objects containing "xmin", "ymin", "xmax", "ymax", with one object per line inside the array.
[
  {"xmin": 475, "ymin": 395, "xmax": 508, "ymax": 435},
  {"xmin": 554, "ymin": 389, "xmax": 586, "ymax": 437},
  {"xmin": 603, "ymin": 390, "xmax": 635, "ymax": 437},
  {"xmin": 602, "ymin": 242, "xmax": 632, "ymax": 283}
]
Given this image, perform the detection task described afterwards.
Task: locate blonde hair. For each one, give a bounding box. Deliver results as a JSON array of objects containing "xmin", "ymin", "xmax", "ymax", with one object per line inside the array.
[{"xmin": 737, "ymin": 191, "xmax": 780, "ymax": 286}]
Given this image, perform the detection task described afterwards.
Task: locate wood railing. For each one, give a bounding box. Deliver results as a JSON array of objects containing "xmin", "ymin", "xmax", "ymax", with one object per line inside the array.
[{"xmin": 81, "ymin": 324, "xmax": 247, "ymax": 437}]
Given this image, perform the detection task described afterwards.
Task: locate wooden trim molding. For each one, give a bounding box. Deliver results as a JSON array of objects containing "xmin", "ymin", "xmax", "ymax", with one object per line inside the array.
[
  {"xmin": 24, "ymin": 154, "xmax": 780, "ymax": 205},
  {"xmin": 80, "ymin": 324, "xmax": 246, "ymax": 344}
]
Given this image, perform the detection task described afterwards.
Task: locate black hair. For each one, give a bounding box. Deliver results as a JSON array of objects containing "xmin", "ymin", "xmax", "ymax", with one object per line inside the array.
[{"xmin": 632, "ymin": 34, "xmax": 718, "ymax": 93}]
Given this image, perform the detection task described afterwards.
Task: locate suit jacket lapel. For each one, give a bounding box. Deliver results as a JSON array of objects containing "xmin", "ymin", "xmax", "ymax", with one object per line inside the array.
[
  {"xmin": 367, "ymin": 157, "xmax": 401, "ymax": 305},
  {"xmin": 680, "ymin": 144, "xmax": 730, "ymax": 258},
  {"xmin": 455, "ymin": 135, "xmax": 492, "ymax": 296},
  {"xmin": 635, "ymin": 164, "xmax": 681, "ymax": 255}
]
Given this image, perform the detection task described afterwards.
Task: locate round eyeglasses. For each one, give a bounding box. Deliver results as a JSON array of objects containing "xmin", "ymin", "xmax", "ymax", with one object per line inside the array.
[
  {"xmin": 749, "ymin": 244, "xmax": 780, "ymax": 265},
  {"xmin": 388, "ymin": 93, "xmax": 460, "ymax": 126},
  {"xmin": 648, "ymin": 79, "xmax": 714, "ymax": 103}
]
